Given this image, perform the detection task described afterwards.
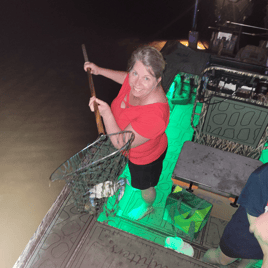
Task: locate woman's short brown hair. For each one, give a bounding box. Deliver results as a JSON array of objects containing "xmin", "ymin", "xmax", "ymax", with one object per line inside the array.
[{"xmin": 127, "ymin": 46, "xmax": 166, "ymax": 79}]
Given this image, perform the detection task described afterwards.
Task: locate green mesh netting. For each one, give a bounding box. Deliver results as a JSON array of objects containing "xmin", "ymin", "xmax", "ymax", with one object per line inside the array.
[{"xmin": 50, "ymin": 131, "xmax": 134, "ymax": 216}]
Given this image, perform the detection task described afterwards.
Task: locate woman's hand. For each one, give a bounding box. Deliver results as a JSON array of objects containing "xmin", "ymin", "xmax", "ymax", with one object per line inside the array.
[
  {"xmin": 89, "ymin": 96, "xmax": 112, "ymax": 119},
  {"xmin": 84, "ymin": 62, "xmax": 101, "ymax": 75}
]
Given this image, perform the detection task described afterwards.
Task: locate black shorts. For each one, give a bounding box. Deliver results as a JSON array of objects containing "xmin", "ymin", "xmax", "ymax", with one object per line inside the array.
[
  {"xmin": 128, "ymin": 149, "xmax": 167, "ymax": 190},
  {"xmin": 220, "ymin": 205, "xmax": 263, "ymax": 259}
]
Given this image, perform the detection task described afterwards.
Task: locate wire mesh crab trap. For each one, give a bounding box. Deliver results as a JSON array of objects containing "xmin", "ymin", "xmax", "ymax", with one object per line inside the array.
[{"xmin": 50, "ymin": 131, "xmax": 134, "ymax": 216}]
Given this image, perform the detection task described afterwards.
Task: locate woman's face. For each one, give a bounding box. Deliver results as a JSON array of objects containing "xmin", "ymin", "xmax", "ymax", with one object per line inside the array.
[{"xmin": 129, "ymin": 60, "xmax": 161, "ymax": 98}]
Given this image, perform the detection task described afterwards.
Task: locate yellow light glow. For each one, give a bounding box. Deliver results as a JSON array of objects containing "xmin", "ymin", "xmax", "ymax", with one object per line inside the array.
[
  {"xmin": 179, "ymin": 40, "xmax": 208, "ymax": 50},
  {"xmin": 148, "ymin": 41, "xmax": 168, "ymax": 51},
  {"xmin": 149, "ymin": 40, "xmax": 208, "ymax": 51}
]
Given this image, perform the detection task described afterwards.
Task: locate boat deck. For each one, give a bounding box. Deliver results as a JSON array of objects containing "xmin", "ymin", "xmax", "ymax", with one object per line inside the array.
[{"xmin": 15, "ymin": 183, "xmax": 253, "ymax": 268}]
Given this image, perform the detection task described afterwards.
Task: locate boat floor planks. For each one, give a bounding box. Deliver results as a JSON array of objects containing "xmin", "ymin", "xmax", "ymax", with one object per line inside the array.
[{"xmin": 14, "ymin": 184, "xmax": 244, "ymax": 268}]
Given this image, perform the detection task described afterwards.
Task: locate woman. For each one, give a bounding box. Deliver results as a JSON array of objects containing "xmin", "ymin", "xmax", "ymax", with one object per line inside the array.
[{"xmin": 84, "ymin": 46, "xmax": 169, "ymax": 220}]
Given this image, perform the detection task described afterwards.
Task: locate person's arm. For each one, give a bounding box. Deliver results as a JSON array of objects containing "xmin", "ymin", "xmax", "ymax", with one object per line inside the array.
[
  {"xmin": 247, "ymin": 213, "xmax": 268, "ymax": 266},
  {"xmin": 89, "ymin": 97, "xmax": 148, "ymax": 149},
  {"xmin": 84, "ymin": 62, "xmax": 127, "ymax": 84},
  {"xmin": 102, "ymin": 114, "xmax": 149, "ymax": 149}
]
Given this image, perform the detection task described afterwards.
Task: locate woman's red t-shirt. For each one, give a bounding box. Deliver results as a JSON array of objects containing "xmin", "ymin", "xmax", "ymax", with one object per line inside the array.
[{"xmin": 111, "ymin": 74, "xmax": 169, "ymax": 165}]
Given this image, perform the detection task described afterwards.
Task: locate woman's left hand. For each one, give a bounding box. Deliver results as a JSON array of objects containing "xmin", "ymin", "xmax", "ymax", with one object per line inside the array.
[{"xmin": 89, "ymin": 96, "xmax": 112, "ymax": 119}]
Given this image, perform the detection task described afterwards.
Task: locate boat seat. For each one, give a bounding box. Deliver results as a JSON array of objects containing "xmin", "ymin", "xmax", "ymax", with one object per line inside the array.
[{"xmin": 173, "ymin": 66, "xmax": 268, "ymax": 206}]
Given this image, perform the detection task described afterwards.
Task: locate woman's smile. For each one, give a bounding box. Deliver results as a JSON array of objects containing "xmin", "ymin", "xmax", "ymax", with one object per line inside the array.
[
  {"xmin": 129, "ymin": 60, "xmax": 160, "ymax": 98},
  {"xmin": 133, "ymin": 87, "xmax": 143, "ymax": 92}
]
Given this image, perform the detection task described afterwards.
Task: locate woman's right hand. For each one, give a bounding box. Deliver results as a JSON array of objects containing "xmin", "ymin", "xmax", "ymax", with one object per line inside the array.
[{"xmin": 84, "ymin": 62, "xmax": 101, "ymax": 75}]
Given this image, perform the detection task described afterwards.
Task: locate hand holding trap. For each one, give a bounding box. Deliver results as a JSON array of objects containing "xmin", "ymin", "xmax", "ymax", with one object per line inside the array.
[{"xmin": 50, "ymin": 45, "xmax": 134, "ymax": 216}]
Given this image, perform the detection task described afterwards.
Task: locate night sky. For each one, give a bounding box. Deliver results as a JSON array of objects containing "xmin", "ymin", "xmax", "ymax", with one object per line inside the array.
[
  {"xmin": 0, "ymin": 0, "xmax": 267, "ymax": 49},
  {"xmin": 0, "ymin": 1, "xmax": 213, "ymax": 44},
  {"xmin": 0, "ymin": 0, "xmax": 266, "ymax": 107}
]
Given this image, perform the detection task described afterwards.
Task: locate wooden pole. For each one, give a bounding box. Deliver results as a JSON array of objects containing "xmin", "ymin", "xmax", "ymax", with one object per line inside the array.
[{"xmin": 82, "ymin": 44, "xmax": 105, "ymax": 136}]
